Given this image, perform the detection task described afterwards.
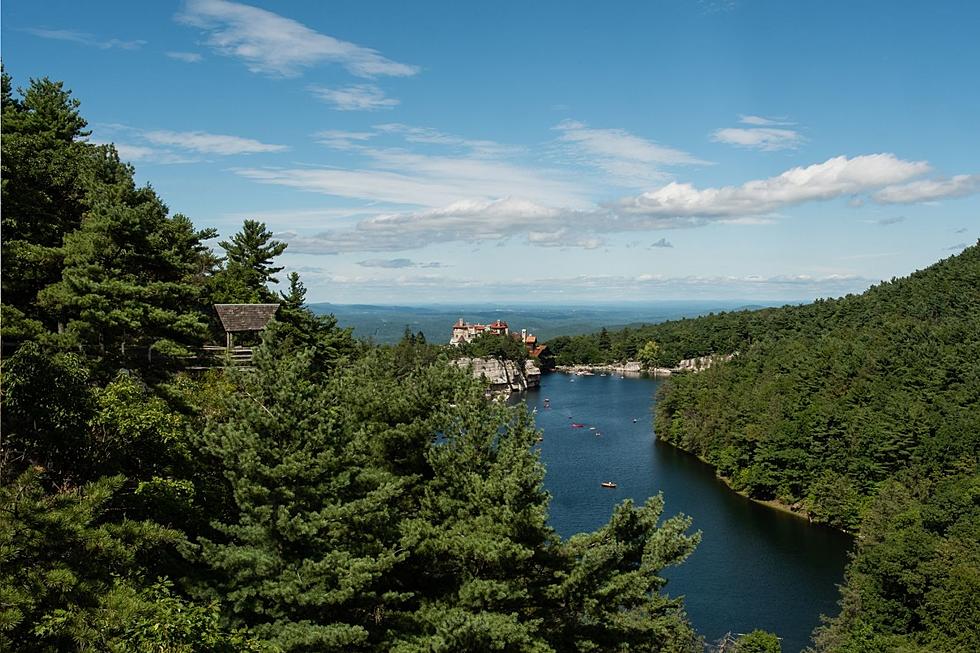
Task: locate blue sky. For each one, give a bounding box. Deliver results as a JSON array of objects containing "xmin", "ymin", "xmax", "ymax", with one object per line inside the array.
[{"xmin": 3, "ymin": 0, "xmax": 978, "ymax": 303}]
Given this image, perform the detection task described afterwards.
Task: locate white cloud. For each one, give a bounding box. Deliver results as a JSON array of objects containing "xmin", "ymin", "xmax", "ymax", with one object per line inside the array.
[
  {"xmin": 873, "ymin": 174, "xmax": 980, "ymax": 204},
  {"xmin": 738, "ymin": 115, "xmax": 794, "ymax": 126},
  {"xmin": 177, "ymin": 0, "xmax": 418, "ymax": 78},
  {"xmin": 313, "ymin": 130, "xmax": 376, "ymax": 149},
  {"xmin": 91, "ymin": 140, "xmax": 199, "ymax": 165},
  {"xmin": 276, "ymin": 197, "xmax": 591, "ymax": 253},
  {"xmin": 166, "ymin": 51, "xmax": 203, "ymax": 62},
  {"xmin": 274, "ymin": 190, "xmax": 708, "ymax": 254},
  {"xmin": 142, "ymin": 129, "xmax": 287, "ymax": 155},
  {"xmin": 374, "ymin": 123, "xmax": 522, "ymax": 157},
  {"xmin": 356, "ymin": 258, "xmax": 444, "ymax": 268},
  {"xmin": 24, "ymin": 28, "xmax": 145, "ymax": 50},
  {"xmin": 712, "ymin": 127, "xmax": 803, "ymax": 151},
  {"xmin": 554, "ymin": 119, "xmax": 709, "ymax": 187},
  {"xmin": 243, "ymin": 154, "xmax": 943, "ymax": 253},
  {"xmin": 236, "ymin": 146, "xmax": 590, "ymax": 208},
  {"xmin": 619, "ymin": 154, "xmax": 930, "ymax": 219},
  {"xmin": 308, "ymin": 84, "xmax": 399, "ymax": 111}
]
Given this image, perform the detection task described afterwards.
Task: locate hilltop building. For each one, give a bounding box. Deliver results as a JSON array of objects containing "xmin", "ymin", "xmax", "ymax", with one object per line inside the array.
[
  {"xmin": 449, "ymin": 318, "xmax": 547, "ymax": 358},
  {"xmin": 450, "ymin": 318, "xmax": 510, "ymax": 345}
]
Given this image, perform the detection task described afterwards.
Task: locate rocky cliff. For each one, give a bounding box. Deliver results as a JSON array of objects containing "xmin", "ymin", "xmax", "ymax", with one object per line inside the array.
[{"xmin": 452, "ymin": 357, "xmax": 541, "ymax": 392}]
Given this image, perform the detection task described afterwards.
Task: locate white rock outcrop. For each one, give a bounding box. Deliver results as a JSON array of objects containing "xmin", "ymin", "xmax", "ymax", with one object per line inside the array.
[{"xmin": 452, "ymin": 357, "xmax": 541, "ymax": 392}]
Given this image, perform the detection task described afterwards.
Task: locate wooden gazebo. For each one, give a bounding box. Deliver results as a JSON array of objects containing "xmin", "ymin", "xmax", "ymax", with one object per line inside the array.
[{"xmin": 213, "ymin": 303, "xmax": 280, "ymax": 349}]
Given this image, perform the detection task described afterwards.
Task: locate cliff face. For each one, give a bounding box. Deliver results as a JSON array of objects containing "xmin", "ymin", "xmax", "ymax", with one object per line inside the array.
[{"xmin": 452, "ymin": 357, "xmax": 541, "ymax": 392}]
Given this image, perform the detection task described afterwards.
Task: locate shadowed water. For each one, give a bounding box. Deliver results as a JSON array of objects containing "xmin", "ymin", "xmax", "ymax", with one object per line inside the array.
[{"xmin": 521, "ymin": 372, "xmax": 852, "ymax": 653}]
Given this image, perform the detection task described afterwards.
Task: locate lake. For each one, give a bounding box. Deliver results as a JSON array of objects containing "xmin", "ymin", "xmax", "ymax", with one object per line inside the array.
[{"xmin": 521, "ymin": 372, "xmax": 853, "ymax": 653}]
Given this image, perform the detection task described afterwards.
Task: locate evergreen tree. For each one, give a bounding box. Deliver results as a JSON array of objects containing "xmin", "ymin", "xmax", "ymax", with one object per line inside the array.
[
  {"xmin": 198, "ymin": 343, "xmax": 701, "ymax": 652},
  {"xmin": 280, "ymin": 271, "xmax": 307, "ymax": 309},
  {"xmin": 1, "ymin": 75, "xmax": 93, "ymax": 335},
  {"xmin": 211, "ymin": 220, "xmax": 286, "ymax": 303},
  {"xmin": 37, "ymin": 180, "xmax": 217, "ymax": 368}
]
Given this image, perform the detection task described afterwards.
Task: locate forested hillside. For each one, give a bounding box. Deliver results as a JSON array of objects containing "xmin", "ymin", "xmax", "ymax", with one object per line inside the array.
[
  {"xmin": 649, "ymin": 247, "xmax": 980, "ymax": 651},
  {"xmin": 1, "ymin": 72, "xmax": 712, "ymax": 652}
]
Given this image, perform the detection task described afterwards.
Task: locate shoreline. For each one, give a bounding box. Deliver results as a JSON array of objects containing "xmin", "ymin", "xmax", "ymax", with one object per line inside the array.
[
  {"xmin": 547, "ymin": 363, "xmax": 850, "ymax": 535},
  {"xmin": 554, "ymin": 363, "xmax": 672, "ymax": 377},
  {"xmin": 654, "ymin": 437, "xmax": 851, "ymax": 531},
  {"xmin": 554, "ymin": 354, "xmax": 735, "ymax": 378}
]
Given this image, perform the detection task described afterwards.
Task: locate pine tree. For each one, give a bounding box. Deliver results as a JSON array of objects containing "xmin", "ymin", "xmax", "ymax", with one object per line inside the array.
[
  {"xmin": 198, "ymin": 343, "xmax": 702, "ymax": 652},
  {"xmin": 211, "ymin": 220, "xmax": 287, "ymax": 303},
  {"xmin": 1, "ymin": 75, "xmax": 94, "ymax": 336},
  {"xmin": 37, "ymin": 179, "xmax": 216, "ymax": 368}
]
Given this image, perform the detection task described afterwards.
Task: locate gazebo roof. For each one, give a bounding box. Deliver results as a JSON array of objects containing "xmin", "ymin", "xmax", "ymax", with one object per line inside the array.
[{"xmin": 214, "ymin": 303, "xmax": 280, "ymax": 332}]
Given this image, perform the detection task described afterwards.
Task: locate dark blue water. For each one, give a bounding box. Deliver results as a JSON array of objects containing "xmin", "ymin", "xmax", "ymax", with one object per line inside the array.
[{"xmin": 522, "ymin": 372, "xmax": 852, "ymax": 653}]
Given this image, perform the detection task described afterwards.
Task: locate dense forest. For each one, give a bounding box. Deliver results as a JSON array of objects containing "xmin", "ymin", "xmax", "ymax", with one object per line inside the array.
[
  {"xmin": 549, "ymin": 245, "xmax": 980, "ymax": 651},
  {"xmin": 0, "ymin": 72, "xmax": 767, "ymax": 652}
]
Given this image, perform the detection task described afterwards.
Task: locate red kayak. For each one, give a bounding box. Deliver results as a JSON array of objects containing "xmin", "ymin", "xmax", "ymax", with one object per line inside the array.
[{"xmin": 571, "ymin": 423, "xmax": 586, "ymax": 428}]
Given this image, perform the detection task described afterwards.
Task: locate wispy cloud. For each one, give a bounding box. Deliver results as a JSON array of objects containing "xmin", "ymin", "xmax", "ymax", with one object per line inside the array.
[
  {"xmin": 875, "ymin": 216, "xmax": 906, "ymax": 226},
  {"xmin": 618, "ymin": 154, "xmax": 929, "ymax": 220},
  {"xmin": 712, "ymin": 127, "xmax": 803, "ymax": 151},
  {"xmin": 236, "ymin": 137, "xmax": 591, "ymax": 208},
  {"xmin": 142, "ymin": 129, "xmax": 287, "ymax": 155},
  {"xmin": 374, "ymin": 123, "xmax": 523, "ymax": 157},
  {"xmin": 946, "ymin": 242, "xmax": 969, "ymax": 251},
  {"xmin": 308, "ymin": 84, "xmax": 399, "ymax": 111},
  {"xmin": 357, "ymin": 258, "xmax": 444, "ymax": 269},
  {"xmin": 650, "ymin": 238, "xmax": 674, "ymax": 248},
  {"xmin": 24, "ymin": 28, "xmax": 145, "ymax": 50},
  {"xmin": 93, "ymin": 124, "xmax": 286, "ymax": 163},
  {"xmin": 954, "ymin": 227, "xmax": 968, "ymax": 234},
  {"xmin": 553, "ymin": 119, "xmax": 709, "ymax": 187},
  {"xmin": 275, "ymin": 197, "xmax": 585, "ymax": 253},
  {"xmin": 166, "ymin": 51, "xmax": 203, "ymax": 63},
  {"xmin": 177, "ymin": 0, "xmax": 418, "ymax": 78},
  {"xmin": 738, "ymin": 115, "xmax": 794, "ymax": 126},
  {"xmin": 713, "ymin": 115, "xmax": 803, "ymax": 151},
  {"xmin": 91, "ymin": 141, "xmax": 198, "ymax": 165},
  {"xmin": 313, "ymin": 130, "xmax": 377, "ymax": 149},
  {"xmin": 873, "ymin": 174, "xmax": 980, "ymax": 204}
]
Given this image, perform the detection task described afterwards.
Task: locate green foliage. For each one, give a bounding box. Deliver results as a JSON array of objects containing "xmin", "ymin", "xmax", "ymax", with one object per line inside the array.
[
  {"xmin": 812, "ymin": 471, "xmax": 980, "ymax": 652},
  {"xmin": 37, "ymin": 193, "xmax": 215, "ymax": 368},
  {"xmin": 1, "ymin": 76, "xmax": 91, "ymax": 317},
  {"xmin": 0, "ymin": 471, "xmax": 182, "ymax": 651},
  {"xmin": 390, "ymin": 326, "xmax": 443, "ymax": 377},
  {"xmin": 734, "ymin": 629, "xmax": 781, "ymax": 653},
  {"xmin": 456, "ymin": 331, "xmax": 528, "ymax": 366},
  {"xmin": 196, "ymin": 346, "xmax": 701, "ymax": 652},
  {"xmin": 1, "ymin": 342, "xmax": 94, "ymax": 483},
  {"xmin": 637, "ymin": 340, "xmax": 664, "ymax": 369},
  {"xmin": 547, "ymin": 496, "xmax": 700, "ymax": 652},
  {"xmin": 210, "ymin": 219, "xmax": 287, "ymax": 303},
  {"xmin": 2, "ymin": 75, "xmax": 215, "ymax": 366},
  {"xmin": 648, "ymin": 244, "xmax": 980, "ymax": 650}
]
